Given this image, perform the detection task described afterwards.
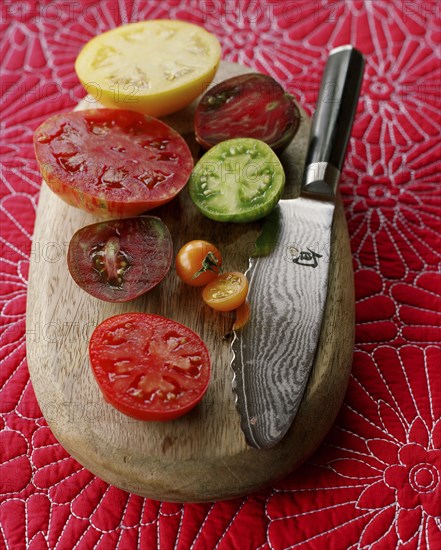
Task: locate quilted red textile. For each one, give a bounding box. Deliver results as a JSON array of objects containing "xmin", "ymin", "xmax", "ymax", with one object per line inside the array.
[{"xmin": 1, "ymin": 0, "xmax": 440, "ymax": 548}]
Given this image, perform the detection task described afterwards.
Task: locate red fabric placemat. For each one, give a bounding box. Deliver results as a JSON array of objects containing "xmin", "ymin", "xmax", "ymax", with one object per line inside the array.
[{"xmin": 1, "ymin": 1, "xmax": 440, "ymax": 548}]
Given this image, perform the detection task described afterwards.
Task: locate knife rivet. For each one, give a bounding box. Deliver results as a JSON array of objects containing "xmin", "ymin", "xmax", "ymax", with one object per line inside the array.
[
  {"xmin": 287, "ymin": 244, "xmax": 300, "ymax": 260},
  {"xmin": 250, "ymin": 416, "xmax": 257, "ymax": 425}
]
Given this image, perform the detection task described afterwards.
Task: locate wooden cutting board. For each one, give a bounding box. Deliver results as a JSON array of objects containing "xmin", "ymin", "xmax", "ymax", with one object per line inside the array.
[{"xmin": 26, "ymin": 61, "xmax": 355, "ymax": 502}]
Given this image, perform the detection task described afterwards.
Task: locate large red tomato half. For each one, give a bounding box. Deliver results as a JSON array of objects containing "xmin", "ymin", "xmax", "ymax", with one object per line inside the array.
[
  {"xmin": 89, "ymin": 313, "xmax": 211, "ymax": 421},
  {"xmin": 34, "ymin": 108, "xmax": 194, "ymax": 218}
]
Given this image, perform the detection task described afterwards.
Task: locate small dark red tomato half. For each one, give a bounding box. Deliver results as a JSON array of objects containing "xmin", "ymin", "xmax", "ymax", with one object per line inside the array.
[
  {"xmin": 67, "ymin": 216, "xmax": 172, "ymax": 302},
  {"xmin": 89, "ymin": 313, "xmax": 211, "ymax": 421},
  {"xmin": 33, "ymin": 108, "xmax": 194, "ymax": 218},
  {"xmin": 195, "ymin": 73, "xmax": 301, "ymax": 151}
]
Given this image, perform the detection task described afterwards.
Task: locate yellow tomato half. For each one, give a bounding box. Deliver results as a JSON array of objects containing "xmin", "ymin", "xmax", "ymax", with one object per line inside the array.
[{"xmin": 75, "ymin": 20, "xmax": 222, "ymax": 117}]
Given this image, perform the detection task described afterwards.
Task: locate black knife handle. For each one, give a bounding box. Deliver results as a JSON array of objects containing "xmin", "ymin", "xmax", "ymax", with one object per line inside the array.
[{"xmin": 302, "ymin": 45, "xmax": 365, "ymax": 197}]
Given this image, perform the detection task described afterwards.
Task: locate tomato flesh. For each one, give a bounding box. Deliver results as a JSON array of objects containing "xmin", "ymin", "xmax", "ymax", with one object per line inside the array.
[
  {"xmin": 68, "ymin": 216, "xmax": 172, "ymax": 302},
  {"xmin": 189, "ymin": 138, "xmax": 285, "ymax": 223},
  {"xmin": 175, "ymin": 240, "xmax": 222, "ymax": 286},
  {"xmin": 202, "ymin": 272, "xmax": 248, "ymax": 312},
  {"xmin": 34, "ymin": 109, "xmax": 194, "ymax": 218},
  {"xmin": 195, "ymin": 73, "xmax": 300, "ymax": 150},
  {"xmin": 89, "ymin": 313, "xmax": 211, "ymax": 421}
]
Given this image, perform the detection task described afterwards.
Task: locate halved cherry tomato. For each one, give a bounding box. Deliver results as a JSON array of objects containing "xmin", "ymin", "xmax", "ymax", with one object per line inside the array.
[
  {"xmin": 89, "ymin": 313, "xmax": 211, "ymax": 421},
  {"xmin": 34, "ymin": 108, "xmax": 194, "ymax": 218},
  {"xmin": 202, "ymin": 272, "xmax": 248, "ymax": 312},
  {"xmin": 195, "ymin": 73, "xmax": 300, "ymax": 150},
  {"xmin": 75, "ymin": 20, "xmax": 221, "ymax": 117},
  {"xmin": 67, "ymin": 216, "xmax": 172, "ymax": 302},
  {"xmin": 175, "ymin": 240, "xmax": 222, "ymax": 286}
]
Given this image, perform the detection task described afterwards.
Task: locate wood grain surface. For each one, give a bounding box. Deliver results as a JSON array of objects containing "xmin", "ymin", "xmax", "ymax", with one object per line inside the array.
[{"xmin": 26, "ymin": 61, "xmax": 355, "ymax": 502}]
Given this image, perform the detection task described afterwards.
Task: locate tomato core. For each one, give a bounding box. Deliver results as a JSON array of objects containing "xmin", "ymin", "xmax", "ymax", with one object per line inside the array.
[{"xmin": 89, "ymin": 236, "xmax": 132, "ymax": 288}]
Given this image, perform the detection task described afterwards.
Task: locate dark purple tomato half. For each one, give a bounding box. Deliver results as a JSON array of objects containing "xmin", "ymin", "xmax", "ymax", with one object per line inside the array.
[
  {"xmin": 67, "ymin": 216, "xmax": 172, "ymax": 302},
  {"xmin": 194, "ymin": 73, "xmax": 301, "ymax": 151}
]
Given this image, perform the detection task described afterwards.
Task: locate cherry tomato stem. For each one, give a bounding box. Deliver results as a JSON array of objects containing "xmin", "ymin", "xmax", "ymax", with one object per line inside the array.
[{"xmin": 192, "ymin": 250, "xmax": 222, "ymax": 280}]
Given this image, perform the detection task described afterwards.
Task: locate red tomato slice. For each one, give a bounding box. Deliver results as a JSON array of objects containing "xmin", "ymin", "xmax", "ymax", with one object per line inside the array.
[
  {"xmin": 34, "ymin": 109, "xmax": 194, "ymax": 218},
  {"xmin": 67, "ymin": 216, "xmax": 172, "ymax": 302},
  {"xmin": 89, "ymin": 313, "xmax": 211, "ymax": 421}
]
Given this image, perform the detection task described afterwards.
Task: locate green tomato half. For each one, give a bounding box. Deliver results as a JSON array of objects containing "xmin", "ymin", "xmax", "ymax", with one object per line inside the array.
[{"xmin": 189, "ymin": 138, "xmax": 285, "ymax": 223}]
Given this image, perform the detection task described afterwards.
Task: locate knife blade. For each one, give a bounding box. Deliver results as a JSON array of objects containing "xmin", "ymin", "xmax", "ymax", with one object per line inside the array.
[{"xmin": 231, "ymin": 45, "xmax": 365, "ymax": 449}]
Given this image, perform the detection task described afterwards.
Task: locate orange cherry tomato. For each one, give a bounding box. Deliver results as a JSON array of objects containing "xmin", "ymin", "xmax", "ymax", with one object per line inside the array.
[
  {"xmin": 233, "ymin": 300, "xmax": 251, "ymax": 330},
  {"xmin": 202, "ymin": 272, "xmax": 248, "ymax": 312},
  {"xmin": 175, "ymin": 240, "xmax": 222, "ymax": 286}
]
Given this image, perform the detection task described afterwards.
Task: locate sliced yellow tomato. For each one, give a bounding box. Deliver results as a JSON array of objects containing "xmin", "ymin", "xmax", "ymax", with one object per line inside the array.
[{"xmin": 75, "ymin": 20, "xmax": 222, "ymax": 117}]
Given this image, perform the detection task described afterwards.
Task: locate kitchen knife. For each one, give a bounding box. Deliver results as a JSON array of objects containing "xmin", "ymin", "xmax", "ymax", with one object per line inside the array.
[{"xmin": 231, "ymin": 45, "xmax": 365, "ymax": 449}]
